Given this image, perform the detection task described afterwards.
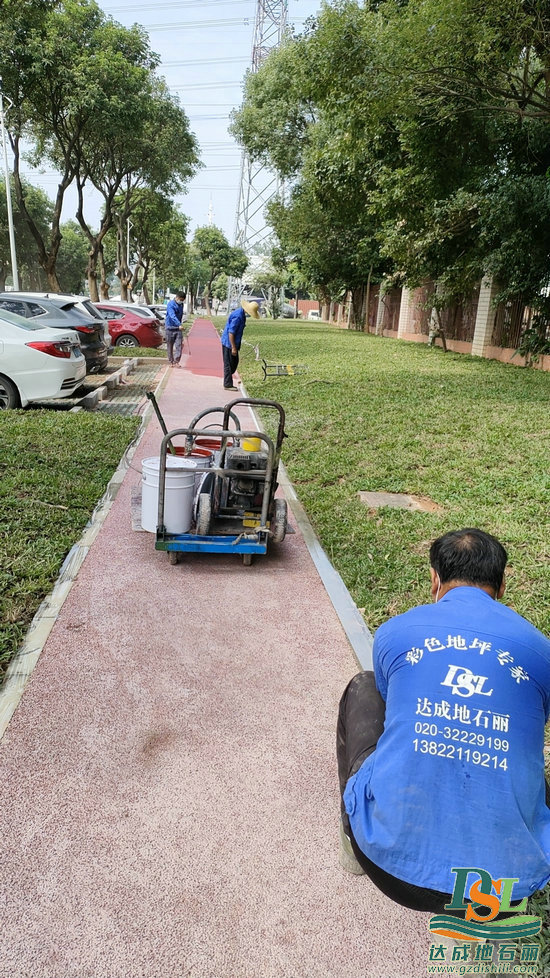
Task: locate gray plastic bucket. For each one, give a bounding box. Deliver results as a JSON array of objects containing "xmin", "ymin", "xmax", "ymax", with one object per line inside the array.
[
  {"xmin": 141, "ymin": 456, "xmax": 196, "ymax": 533},
  {"xmin": 173, "ymin": 446, "xmax": 213, "ymax": 490}
]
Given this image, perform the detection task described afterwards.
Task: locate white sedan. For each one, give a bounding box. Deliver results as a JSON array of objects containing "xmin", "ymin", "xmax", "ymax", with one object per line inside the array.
[{"xmin": 0, "ymin": 307, "xmax": 86, "ymax": 409}]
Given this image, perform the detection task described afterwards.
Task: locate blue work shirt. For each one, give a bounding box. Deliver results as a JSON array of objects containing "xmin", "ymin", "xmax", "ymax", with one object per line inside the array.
[
  {"xmin": 344, "ymin": 587, "xmax": 550, "ymax": 897},
  {"xmin": 221, "ymin": 308, "xmax": 246, "ymax": 350},
  {"xmin": 165, "ymin": 298, "xmax": 184, "ymax": 331}
]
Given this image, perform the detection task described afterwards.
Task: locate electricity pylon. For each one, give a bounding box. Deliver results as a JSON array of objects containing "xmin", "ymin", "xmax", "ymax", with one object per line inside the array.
[{"xmin": 228, "ymin": 0, "xmax": 288, "ymax": 312}]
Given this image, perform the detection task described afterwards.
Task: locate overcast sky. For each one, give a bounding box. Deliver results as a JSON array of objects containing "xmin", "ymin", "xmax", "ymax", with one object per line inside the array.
[{"xmin": 18, "ymin": 0, "xmax": 323, "ymax": 244}]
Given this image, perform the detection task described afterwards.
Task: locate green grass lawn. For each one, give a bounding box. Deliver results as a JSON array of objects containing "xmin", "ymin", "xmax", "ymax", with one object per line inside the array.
[
  {"xmin": 0, "ymin": 410, "xmax": 140, "ymax": 678},
  {"xmin": 235, "ymin": 317, "xmax": 550, "ymax": 968},
  {"xmin": 235, "ymin": 319, "xmax": 550, "ymax": 637}
]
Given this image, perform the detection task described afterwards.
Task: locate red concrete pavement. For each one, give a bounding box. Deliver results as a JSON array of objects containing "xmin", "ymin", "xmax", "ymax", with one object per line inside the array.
[{"xmin": 0, "ymin": 321, "xmax": 430, "ymax": 978}]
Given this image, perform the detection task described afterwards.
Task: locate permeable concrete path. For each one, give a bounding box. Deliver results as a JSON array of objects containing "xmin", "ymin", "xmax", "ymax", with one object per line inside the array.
[{"xmin": 1, "ymin": 320, "xmax": 430, "ymax": 978}]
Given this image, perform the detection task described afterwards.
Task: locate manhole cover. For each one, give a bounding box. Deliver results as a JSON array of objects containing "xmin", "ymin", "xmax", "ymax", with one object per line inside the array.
[{"xmin": 358, "ymin": 491, "xmax": 442, "ymax": 513}]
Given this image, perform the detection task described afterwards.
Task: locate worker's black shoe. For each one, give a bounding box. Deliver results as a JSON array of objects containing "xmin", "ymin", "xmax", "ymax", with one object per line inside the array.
[{"xmin": 224, "ymin": 385, "xmax": 238, "ymax": 390}]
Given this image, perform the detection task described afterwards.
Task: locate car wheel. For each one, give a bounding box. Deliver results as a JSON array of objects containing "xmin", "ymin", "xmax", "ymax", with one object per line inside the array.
[
  {"xmin": 0, "ymin": 375, "xmax": 20, "ymax": 410},
  {"xmin": 115, "ymin": 335, "xmax": 140, "ymax": 348}
]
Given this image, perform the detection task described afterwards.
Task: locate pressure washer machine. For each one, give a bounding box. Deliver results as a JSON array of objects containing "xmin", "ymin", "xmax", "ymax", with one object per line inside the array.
[{"xmin": 155, "ymin": 398, "xmax": 288, "ymax": 565}]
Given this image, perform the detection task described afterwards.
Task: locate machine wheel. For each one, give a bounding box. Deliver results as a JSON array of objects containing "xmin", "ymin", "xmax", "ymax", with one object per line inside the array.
[
  {"xmin": 169, "ymin": 551, "xmax": 179, "ymax": 565},
  {"xmin": 0, "ymin": 375, "xmax": 20, "ymax": 410},
  {"xmin": 115, "ymin": 334, "xmax": 140, "ymax": 348},
  {"xmin": 271, "ymin": 498, "xmax": 288, "ymax": 543},
  {"xmin": 196, "ymin": 492, "xmax": 212, "ymax": 536},
  {"xmin": 242, "ymin": 553, "xmax": 253, "ymax": 566}
]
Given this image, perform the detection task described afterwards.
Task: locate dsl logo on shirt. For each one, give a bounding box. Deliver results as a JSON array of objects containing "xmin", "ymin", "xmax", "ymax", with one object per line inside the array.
[
  {"xmin": 428, "ymin": 867, "xmax": 541, "ymax": 942},
  {"xmin": 441, "ymin": 665, "xmax": 493, "ymax": 698}
]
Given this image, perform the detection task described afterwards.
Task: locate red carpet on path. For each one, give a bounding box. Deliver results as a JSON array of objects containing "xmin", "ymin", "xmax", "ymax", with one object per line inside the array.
[{"xmin": 186, "ymin": 318, "xmax": 224, "ymax": 377}]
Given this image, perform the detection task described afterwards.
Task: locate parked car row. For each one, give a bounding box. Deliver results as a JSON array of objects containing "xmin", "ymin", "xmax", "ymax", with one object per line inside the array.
[
  {"xmin": 0, "ymin": 290, "xmax": 166, "ymax": 410},
  {"xmin": 0, "ymin": 292, "xmax": 109, "ymax": 374}
]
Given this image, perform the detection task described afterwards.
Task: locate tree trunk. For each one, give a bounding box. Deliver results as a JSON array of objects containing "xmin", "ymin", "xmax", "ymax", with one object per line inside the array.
[
  {"xmin": 350, "ymin": 286, "xmax": 366, "ymax": 330},
  {"xmin": 365, "ymin": 264, "xmax": 373, "ymax": 331},
  {"xmin": 86, "ymin": 243, "xmax": 100, "ymax": 302},
  {"xmin": 11, "ymin": 135, "xmax": 66, "ymax": 292},
  {"xmin": 204, "ymin": 279, "xmax": 212, "ymax": 316},
  {"xmin": 76, "ymin": 178, "xmax": 115, "ymax": 301},
  {"xmin": 98, "ymin": 248, "xmax": 110, "ymax": 299},
  {"xmin": 141, "ymin": 259, "xmax": 150, "ymax": 304},
  {"xmin": 45, "ymin": 258, "xmax": 62, "ymax": 292}
]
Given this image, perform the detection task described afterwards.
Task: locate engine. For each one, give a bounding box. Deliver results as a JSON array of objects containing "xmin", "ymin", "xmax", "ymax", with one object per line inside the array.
[{"xmin": 224, "ymin": 447, "xmax": 268, "ymax": 505}]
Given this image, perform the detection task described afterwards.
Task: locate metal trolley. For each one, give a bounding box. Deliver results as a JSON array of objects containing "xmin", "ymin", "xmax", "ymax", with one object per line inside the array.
[{"xmin": 155, "ymin": 398, "xmax": 288, "ymax": 565}]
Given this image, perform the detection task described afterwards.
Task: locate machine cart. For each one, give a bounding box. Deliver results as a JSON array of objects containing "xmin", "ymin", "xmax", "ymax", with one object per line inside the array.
[{"xmin": 155, "ymin": 398, "xmax": 288, "ymax": 565}]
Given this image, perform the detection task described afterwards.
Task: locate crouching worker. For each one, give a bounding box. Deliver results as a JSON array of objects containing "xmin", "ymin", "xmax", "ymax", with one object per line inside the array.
[{"xmin": 337, "ymin": 528, "xmax": 550, "ymax": 912}]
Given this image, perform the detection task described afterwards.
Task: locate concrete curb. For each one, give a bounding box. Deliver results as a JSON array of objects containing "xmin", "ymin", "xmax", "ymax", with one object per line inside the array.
[
  {"xmin": 278, "ymin": 464, "xmax": 374, "ymax": 671},
  {"xmin": 239, "ymin": 381, "xmax": 374, "ymax": 672},
  {"xmin": 0, "ymin": 358, "xmax": 169, "ymax": 743},
  {"xmin": 77, "ymin": 358, "xmax": 138, "ymax": 408}
]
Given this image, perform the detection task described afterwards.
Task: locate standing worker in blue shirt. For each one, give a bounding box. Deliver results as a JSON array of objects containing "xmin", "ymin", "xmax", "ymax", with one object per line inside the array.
[
  {"xmin": 337, "ymin": 528, "xmax": 550, "ymax": 912},
  {"xmin": 220, "ymin": 298, "xmax": 260, "ymax": 390},
  {"xmin": 165, "ymin": 291, "xmax": 187, "ymax": 368}
]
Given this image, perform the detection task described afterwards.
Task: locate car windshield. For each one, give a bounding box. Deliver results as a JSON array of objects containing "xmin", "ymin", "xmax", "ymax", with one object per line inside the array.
[{"xmin": 0, "ymin": 308, "xmax": 50, "ymax": 331}]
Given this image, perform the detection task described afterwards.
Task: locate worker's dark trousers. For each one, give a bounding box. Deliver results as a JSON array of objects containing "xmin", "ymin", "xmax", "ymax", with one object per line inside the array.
[
  {"xmin": 166, "ymin": 329, "xmax": 183, "ymax": 364},
  {"xmin": 222, "ymin": 345, "xmax": 239, "ymax": 387},
  {"xmin": 337, "ymin": 671, "xmax": 462, "ymax": 913},
  {"xmin": 337, "ymin": 672, "xmax": 530, "ymax": 914}
]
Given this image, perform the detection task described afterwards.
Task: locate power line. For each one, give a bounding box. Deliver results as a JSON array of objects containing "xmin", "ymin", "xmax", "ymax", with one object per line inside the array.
[
  {"xmin": 162, "ymin": 57, "xmax": 248, "ymax": 66},
  {"xmin": 147, "ymin": 18, "xmax": 252, "ymax": 31},
  {"xmin": 104, "ymin": 0, "xmax": 253, "ymax": 11},
  {"xmin": 171, "ymin": 81, "xmax": 243, "ymax": 90},
  {"xmin": 105, "ymin": 0, "xmax": 303, "ymax": 8},
  {"xmin": 188, "ymin": 113, "xmax": 230, "ymax": 120},
  {"xmin": 146, "ymin": 16, "xmax": 303, "ymax": 31}
]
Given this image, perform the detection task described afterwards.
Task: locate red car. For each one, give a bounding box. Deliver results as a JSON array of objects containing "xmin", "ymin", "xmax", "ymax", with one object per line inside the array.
[{"xmin": 95, "ymin": 303, "xmax": 163, "ymax": 349}]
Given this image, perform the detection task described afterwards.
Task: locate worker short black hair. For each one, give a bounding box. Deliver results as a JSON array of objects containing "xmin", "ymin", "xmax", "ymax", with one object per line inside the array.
[
  {"xmin": 429, "ymin": 528, "xmax": 507, "ymax": 592},
  {"xmin": 175, "ymin": 290, "xmax": 186, "ymax": 299}
]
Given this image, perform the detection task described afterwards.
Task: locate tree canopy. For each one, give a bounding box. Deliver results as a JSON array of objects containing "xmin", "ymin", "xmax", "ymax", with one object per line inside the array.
[
  {"xmin": 231, "ymin": 0, "xmax": 550, "ymax": 316},
  {"xmin": 0, "ymin": 0, "xmax": 199, "ymax": 295},
  {"xmin": 192, "ymin": 226, "xmax": 248, "ymax": 315}
]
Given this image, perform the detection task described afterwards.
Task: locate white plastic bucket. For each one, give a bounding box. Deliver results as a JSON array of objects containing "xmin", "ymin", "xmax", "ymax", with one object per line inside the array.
[{"xmin": 141, "ymin": 456, "xmax": 197, "ymax": 533}]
